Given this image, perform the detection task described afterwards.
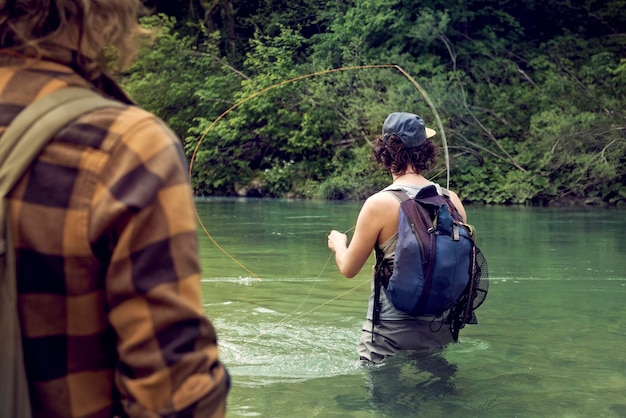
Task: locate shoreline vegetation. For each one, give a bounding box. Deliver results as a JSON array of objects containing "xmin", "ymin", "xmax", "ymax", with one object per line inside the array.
[{"xmin": 125, "ymin": 2, "xmax": 625, "ymax": 206}]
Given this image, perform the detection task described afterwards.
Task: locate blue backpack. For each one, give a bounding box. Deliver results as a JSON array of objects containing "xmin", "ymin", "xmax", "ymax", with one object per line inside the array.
[{"xmin": 373, "ymin": 184, "xmax": 488, "ymax": 339}]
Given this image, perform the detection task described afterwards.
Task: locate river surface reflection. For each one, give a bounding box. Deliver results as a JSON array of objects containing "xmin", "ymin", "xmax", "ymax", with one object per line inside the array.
[{"xmin": 196, "ymin": 199, "xmax": 626, "ymax": 418}]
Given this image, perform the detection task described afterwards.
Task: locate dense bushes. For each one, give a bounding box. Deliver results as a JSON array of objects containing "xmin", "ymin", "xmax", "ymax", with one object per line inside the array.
[{"xmin": 123, "ymin": 2, "xmax": 626, "ymax": 205}]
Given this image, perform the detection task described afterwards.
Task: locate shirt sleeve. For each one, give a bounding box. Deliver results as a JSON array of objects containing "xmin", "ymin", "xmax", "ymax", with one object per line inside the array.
[{"xmin": 91, "ymin": 108, "xmax": 229, "ymax": 417}]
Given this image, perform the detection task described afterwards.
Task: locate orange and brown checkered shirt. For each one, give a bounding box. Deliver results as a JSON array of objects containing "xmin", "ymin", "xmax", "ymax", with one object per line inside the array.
[{"xmin": 1, "ymin": 49, "xmax": 229, "ymax": 417}]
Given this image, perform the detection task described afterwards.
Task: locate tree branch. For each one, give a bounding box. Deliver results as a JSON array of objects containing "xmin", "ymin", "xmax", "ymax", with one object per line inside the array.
[{"xmin": 438, "ymin": 34, "xmax": 527, "ymax": 173}]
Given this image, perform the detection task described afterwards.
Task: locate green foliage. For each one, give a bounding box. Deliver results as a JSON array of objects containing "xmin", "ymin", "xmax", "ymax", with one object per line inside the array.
[
  {"xmin": 186, "ymin": 26, "xmax": 344, "ymax": 196},
  {"xmin": 125, "ymin": 1, "xmax": 626, "ymax": 205},
  {"xmin": 318, "ymin": 144, "xmax": 389, "ymax": 200},
  {"xmin": 262, "ymin": 160, "xmax": 296, "ymax": 197},
  {"xmin": 123, "ymin": 14, "xmax": 239, "ymax": 140}
]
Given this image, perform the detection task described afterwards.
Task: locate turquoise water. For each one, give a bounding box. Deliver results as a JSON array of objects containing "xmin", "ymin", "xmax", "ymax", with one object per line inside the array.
[{"xmin": 196, "ymin": 199, "xmax": 626, "ymax": 417}]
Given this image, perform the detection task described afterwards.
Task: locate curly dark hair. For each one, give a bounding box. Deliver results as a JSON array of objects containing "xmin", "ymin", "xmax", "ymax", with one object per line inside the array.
[{"xmin": 373, "ymin": 133, "xmax": 437, "ymax": 175}]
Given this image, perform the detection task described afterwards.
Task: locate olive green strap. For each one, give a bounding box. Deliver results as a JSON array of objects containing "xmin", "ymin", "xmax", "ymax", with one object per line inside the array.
[
  {"xmin": 0, "ymin": 88, "xmax": 122, "ymax": 193},
  {"xmin": 0, "ymin": 88, "xmax": 122, "ymax": 418}
]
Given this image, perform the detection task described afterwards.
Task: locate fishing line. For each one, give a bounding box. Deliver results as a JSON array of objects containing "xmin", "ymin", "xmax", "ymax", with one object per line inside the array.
[
  {"xmin": 244, "ymin": 225, "xmax": 354, "ymax": 344},
  {"xmin": 189, "ymin": 64, "xmax": 449, "ymax": 186},
  {"xmin": 249, "ymin": 275, "xmax": 371, "ymax": 344},
  {"xmin": 190, "ymin": 64, "xmax": 449, "ymax": 280},
  {"xmin": 196, "ymin": 210, "xmax": 260, "ymax": 279},
  {"xmin": 244, "ymin": 252, "xmax": 333, "ymax": 344},
  {"xmin": 270, "ymin": 226, "xmax": 355, "ymax": 327},
  {"xmin": 246, "ymin": 227, "xmax": 373, "ymax": 343},
  {"xmin": 190, "ymin": 65, "xmax": 449, "ymax": 333},
  {"xmin": 391, "ymin": 65, "xmax": 450, "ymax": 189}
]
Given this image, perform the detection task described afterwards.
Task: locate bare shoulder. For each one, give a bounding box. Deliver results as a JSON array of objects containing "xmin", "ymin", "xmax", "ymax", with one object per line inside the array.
[
  {"xmin": 446, "ymin": 189, "xmax": 467, "ymax": 222},
  {"xmin": 447, "ymin": 189, "xmax": 461, "ymax": 201},
  {"xmin": 362, "ymin": 190, "xmax": 399, "ymax": 214},
  {"xmin": 357, "ymin": 190, "xmax": 402, "ymax": 244}
]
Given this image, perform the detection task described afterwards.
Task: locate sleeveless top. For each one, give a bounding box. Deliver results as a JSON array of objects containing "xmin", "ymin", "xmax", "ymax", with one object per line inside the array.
[{"xmin": 365, "ymin": 182, "xmax": 445, "ymax": 321}]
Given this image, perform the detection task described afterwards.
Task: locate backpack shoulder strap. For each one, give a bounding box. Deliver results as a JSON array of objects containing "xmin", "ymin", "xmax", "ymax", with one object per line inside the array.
[
  {"xmin": 388, "ymin": 189, "xmax": 409, "ymax": 203},
  {"xmin": 385, "ymin": 184, "xmax": 446, "ymax": 202},
  {"xmin": 0, "ymin": 87, "xmax": 123, "ymax": 418},
  {"xmin": 414, "ymin": 184, "xmax": 465, "ymax": 222},
  {"xmin": 438, "ymin": 186, "xmax": 464, "ymax": 222},
  {"xmin": 0, "ymin": 87, "xmax": 123, "ymax": 194}
]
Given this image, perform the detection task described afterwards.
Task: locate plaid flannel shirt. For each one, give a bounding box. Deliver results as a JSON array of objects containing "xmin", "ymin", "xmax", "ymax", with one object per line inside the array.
[{"xmin": 0, "ymin": 50, "xmax": 229, "ymax": 417}]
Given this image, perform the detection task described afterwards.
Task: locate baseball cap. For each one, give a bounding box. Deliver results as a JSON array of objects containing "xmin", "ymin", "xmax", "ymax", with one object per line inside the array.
[{"xmin": 382, "ymin": 112, "xmax": 436, "ymax": 148}]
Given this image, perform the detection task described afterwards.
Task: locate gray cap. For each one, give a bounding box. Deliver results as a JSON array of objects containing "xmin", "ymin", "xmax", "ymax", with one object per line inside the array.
[{"xmin": 382, "ymin": 112, "xmax": 436, "ymax": 148}]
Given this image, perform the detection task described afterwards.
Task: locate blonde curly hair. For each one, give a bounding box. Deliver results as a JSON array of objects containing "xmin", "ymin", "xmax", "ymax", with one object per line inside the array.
[{"xmin": 0, "ymin": 0, "xmax": 147, "ymax": 77}]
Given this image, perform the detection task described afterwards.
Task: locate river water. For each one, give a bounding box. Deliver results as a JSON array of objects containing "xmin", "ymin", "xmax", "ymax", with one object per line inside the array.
[{"xmin": 195, "ymin": 198, "xmax": 626, "ymax": 418}]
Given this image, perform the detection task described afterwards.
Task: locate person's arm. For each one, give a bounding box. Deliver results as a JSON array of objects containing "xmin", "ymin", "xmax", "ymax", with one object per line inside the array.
[
  {"xmin": 328, "ymin": 192, "xmax": 398, "ymax": 278},
  {"xmin": 93, "ymin": 109, "xmax": 229, "ymax": 417}
]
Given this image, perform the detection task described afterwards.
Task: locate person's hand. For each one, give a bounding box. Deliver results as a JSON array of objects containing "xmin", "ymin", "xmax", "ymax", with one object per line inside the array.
[{"xmin": 327, "ymin": 230, "xmax": 348, "ymax": 253}]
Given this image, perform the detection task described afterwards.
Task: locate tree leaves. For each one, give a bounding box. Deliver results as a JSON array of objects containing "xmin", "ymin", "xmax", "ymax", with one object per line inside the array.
[{"xmin": 129, "ymin": 1, "xmax": 626, "ymax": 204}]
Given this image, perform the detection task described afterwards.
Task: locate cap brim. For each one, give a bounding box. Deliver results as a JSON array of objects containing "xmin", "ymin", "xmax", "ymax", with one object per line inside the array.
[{"xmin": 425, "ymin": 127, "xmax": 436, "ymax": 138}]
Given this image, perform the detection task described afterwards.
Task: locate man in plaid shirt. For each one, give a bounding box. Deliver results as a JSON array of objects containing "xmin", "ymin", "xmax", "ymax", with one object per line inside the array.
[{"xmin": 0, "ymin": 1, "xmax": 229, "ymax": 416}]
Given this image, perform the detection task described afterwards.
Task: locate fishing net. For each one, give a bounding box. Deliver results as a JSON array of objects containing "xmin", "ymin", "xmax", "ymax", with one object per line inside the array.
[{"xmin": 450, "ymin": 245, "xmax": 489, "ymax": 340}]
